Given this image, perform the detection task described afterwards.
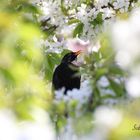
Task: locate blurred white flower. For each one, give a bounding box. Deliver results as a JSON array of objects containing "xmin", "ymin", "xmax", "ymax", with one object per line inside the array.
[
  {"xmin": 90, "ymin": 41, "xmax": 101, "ymax": 53},
  {"xmin": 112, "ymin": 8, "xmax": 140, "ymax": 98},
  {"xmin": 113, "ymin": 0, "xmax": 129, "ymax": 12},
  {"xmin": 19, "ymin": 121, "xmax": 55, "ymax": 140},
  {"xmin": 0, "ymin": 109, "xmax": 55, "ymax": 140},
  {"xmin": 40, "ymin": 1, "xmax": 58, "ymax": 17},
  {"xmin": 55, "ymin": 88, "xmax": 65, "ymax": 100},
  {"xmin": 98, "ymin": 76, "xmax": 109, "ymax": 87},
  {"xmin": 126, "ymin": 76, "xmax": 140, "ymax": 98},
  {"xmin": 77, "ymin": 4, "xmax": 87, "ymax": 17},
  {"xmin": 61, "ymin": 25, "xmax": 76, "ymax": 38},
  {"xmin": 0, "ymin": 110, "xmax": 18, "ymax": 140},
  {"xmin": 54, "ymin": 80, "xmax": 92, "ymax": 105},
  {"xmin": 94, "ymin": 106, "xmax": 122, "ymax": 128},
  {"xmin": 112, "ymin": 8, "xmax": 140, "ymax": 69},
  {"xmin": 96, "ymin": 0, "xmax": 110, "ymax": 8},
  {"xmin": 102, "ymin": 8, "xmax": 115, "ymax": 20}
]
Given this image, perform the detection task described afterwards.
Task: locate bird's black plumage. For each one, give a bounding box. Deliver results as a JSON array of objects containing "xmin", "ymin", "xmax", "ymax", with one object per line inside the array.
[{"xmin": 52, "ymin": 51, "xmax": 81, "ymax": 94}]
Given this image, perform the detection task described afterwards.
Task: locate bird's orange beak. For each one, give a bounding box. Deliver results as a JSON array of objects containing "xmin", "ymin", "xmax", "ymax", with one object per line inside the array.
[{"xmin": 74, "ymin": 50, "xmax": 81, "ymax": 56}]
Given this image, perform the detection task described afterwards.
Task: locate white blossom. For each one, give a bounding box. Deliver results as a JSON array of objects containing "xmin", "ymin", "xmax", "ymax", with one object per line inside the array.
[
  {"xmin": 112, "ymin": 8, "xmax": 140, "ymax": 69},
  {"xmin": 0, "ymin": 109, "xmax": 55, "ymax": 140},
  {"xmin": 94, "ymin": 106, "xmax": 122, "ymax": 128},
  {"xmin": 66, "ymin": 38, "xmax": 90, "ymax": 52},
  {"xmin": 54, "ymin": 80, "xmax": 92, "ymax": 105},
  {"xmin": 126, "ymin": 76, "xmax": 140, "ymax": 98}
]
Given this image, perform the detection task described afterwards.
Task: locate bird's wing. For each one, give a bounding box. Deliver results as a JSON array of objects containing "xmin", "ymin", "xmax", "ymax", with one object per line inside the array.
[{"xmin": 52, "ymin": 64, "xmax": 66, "ymax": 90}]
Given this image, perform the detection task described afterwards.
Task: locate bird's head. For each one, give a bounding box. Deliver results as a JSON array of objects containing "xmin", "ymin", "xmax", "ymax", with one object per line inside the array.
[{"xmin": 61, "ymin": 51, "xmax": 81, "ymax": 64}]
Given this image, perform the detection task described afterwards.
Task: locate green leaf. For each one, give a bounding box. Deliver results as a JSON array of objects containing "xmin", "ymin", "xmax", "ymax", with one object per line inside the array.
[
  {"xmin": 99, "ymin": 33, "xmax": 113, "ymax": 59},
  {"xmin": 109, "ymin": 64, "xmax": 125, "ymax": 76},
  {"xmin": 90, "ymin": 12, "xmax": 103, "ymax": 27},
  {"xmin": 95, "ymin": 68, "xmax": 108, "ymax": 80},
  {"xmin": 108, "ymin": 78, "xmax": 125, "ymax": 97},
  {"xmin": 86, "ymin": 0, "xmax": 91, "ymax": 5},
  {"xmin": 43, "ymin": 25, "xmax": 57, "ymax": 37},
  {"xmin": 93, "ymin": 52, "xmax": 101, "ymax": 62},
  {"xmin": 73, "ymin": 22, "xmax": 84, "ymax": 37},
  {"xmin": 16, "ymin": 2, "xmax": 39, "ymax": 14},
  {"xmin": 44, "ymin": 53, "xmax": 61, "ymax": 81},
  {"xmin": 61, "ymin": 0, "xmax": 68, "ymax": 16},
  {"xmin": 74, "ymin": 114, "xmax": 93, "ymax": 135},
  {"xmin": 101, "ymin": 94, "xmax": 116, "ymax": 99},
  {"xmin": 68, "ymin": 19, "xmax": 80, "ymax": 25},
  {"xmin": 0, "ymin": 69, "xmax": 16, "ymax": 86}
]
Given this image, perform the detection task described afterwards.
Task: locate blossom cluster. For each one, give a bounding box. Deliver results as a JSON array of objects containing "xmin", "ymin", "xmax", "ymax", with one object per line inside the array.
[
  {"xmin": 54, "ymin": 80, "xmax": 92, "ymax": 106},
  {"xmin": 35, "ymin": 0, "xmax": 139, "ymax": 53}
]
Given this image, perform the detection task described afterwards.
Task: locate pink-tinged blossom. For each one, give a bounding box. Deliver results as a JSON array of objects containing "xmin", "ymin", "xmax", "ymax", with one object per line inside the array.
[{"xmin": 66, "ymin": 38, "xmax": 90, "ymax": 53}]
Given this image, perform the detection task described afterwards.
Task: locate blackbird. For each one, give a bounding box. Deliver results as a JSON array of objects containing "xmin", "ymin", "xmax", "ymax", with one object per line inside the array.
[{"xmin": 52, "ymin": 51, "xmax": 81, "ymax": 94}]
